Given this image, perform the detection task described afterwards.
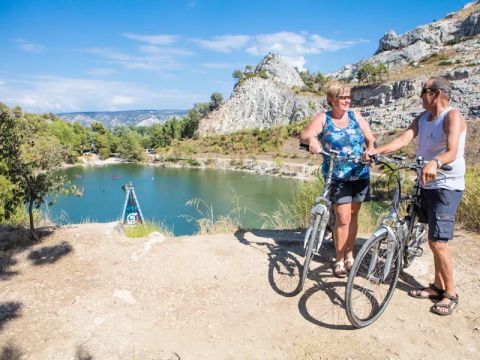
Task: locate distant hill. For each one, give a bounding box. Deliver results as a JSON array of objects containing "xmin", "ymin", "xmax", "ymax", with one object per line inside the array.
[{"xmin": 57, "ymin": 109, "xmax": 188, "ymax": 128}]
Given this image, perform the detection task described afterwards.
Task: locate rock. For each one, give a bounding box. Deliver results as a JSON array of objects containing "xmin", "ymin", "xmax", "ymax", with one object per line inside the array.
[
  {"xmin": 255, "ymin": 53, "xmax": 305, "ymax": 87},
  {"xmin": 331, "ymin": 5, "xmax": 480, "ymax": 81},
  {"xmin": 113, "ymin": 290, "xmax": 137, "ymax": 305},
  {"xmin": 197, "ymin": 74, "xmax": 325, "ymax": 135}
]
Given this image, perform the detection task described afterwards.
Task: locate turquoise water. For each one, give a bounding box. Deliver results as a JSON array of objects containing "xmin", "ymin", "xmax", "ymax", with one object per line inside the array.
[{"xmin": 50, "ymin": 164, "xmax": 297, "ymax": 235}]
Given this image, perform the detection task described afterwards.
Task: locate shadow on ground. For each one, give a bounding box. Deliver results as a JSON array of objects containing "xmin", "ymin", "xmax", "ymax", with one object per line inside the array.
[
  {"xmin": 0, "ymin": 226, "xmax": 72, "ymax": 279},
  {"xmin": 28, "ymin": 241, "xmax": 73, "ymax": 266},
  {"xmin": 0, "ymin": 302, "xmax": 22, "ymax": 332},
  {"xmin": 0, "ymin": 342, "xmax": 23, "ymax": 360}
]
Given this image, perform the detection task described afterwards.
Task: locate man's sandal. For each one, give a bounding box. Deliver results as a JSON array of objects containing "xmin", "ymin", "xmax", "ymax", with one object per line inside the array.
[
  {"xmin": 333, "ymin": 262, "xmax": 347, "ymax": 278},
  {"xmin": 344, "ymin": 258, "xmax": 354, "ymax": 272},
  {"xmin": 431, "ymin": 293, "xmax": 459, "ymax": 316},
  {"xmin": 408, "ymin": 283, "xmax": 444, "ymax": 300}
]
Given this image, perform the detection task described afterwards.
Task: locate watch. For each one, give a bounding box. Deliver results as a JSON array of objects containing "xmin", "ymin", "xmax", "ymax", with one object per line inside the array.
[{"xmin": 434, "ymin": 159, "xmax": 442, "ymax": 169}]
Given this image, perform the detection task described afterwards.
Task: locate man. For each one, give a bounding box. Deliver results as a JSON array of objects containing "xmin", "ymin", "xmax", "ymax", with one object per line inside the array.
[{"xmin": 372, "ymin": 77, "xmax": 466, "ymax": 316}]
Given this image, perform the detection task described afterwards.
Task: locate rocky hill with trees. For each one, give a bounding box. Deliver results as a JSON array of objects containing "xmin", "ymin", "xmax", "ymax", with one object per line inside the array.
[{"xmin": 198, "ymin": 2, "xmax": 480, "ymax": 134}]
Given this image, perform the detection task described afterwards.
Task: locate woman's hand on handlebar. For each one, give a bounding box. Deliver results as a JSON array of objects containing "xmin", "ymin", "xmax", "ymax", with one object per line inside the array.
[{"xmin": 307, "ymin": 137, "xmax": 322, "ymax": 154}]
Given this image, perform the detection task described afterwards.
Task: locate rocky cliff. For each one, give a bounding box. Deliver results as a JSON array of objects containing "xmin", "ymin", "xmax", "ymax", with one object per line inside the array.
[
  {"xmin": 197, "ymin": 54, "xmax": 325, "ymax": 135},
  {"xmin": 198, "ymin": 3, "xmax": 480, "ymax": 135}
]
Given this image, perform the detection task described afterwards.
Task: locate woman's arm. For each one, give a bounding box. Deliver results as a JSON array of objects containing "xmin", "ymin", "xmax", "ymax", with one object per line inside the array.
[{"xmin": 300, "ymin": 112, "xmax": 326, "ymax": 153}]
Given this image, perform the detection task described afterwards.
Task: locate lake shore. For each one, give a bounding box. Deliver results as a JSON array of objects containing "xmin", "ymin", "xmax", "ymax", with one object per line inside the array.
[{"xmin": 65, "ymin": 153, "xmax": 322, "ymax": 180}]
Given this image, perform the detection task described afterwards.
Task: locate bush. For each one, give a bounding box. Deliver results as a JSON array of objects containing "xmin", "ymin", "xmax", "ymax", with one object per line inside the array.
[
  {"xmin": 124, "ymin": 220, "xmax": 173, "ymax": 238},
  {"xmin": 457, "ymin": 166, "xmax": 480, "ymax": 232}
]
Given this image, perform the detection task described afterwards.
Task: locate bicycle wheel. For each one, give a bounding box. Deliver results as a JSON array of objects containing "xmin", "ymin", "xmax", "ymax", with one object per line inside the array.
[
  {"xmin": 345, "ymin": 231, "xmax": 402, "ymax": 328},
  {"xmin": 299, "ymin": 214, "xmax": 321, "ymax": 292}
]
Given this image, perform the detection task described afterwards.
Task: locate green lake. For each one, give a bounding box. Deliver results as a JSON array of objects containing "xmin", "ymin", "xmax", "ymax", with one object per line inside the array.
[{"xmin": 50, "ymin": 164, "xmax": 298, "ymax": 235}]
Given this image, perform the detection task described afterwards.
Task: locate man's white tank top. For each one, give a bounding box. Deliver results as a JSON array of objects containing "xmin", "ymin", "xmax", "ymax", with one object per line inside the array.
[{"xmin": 417, "ymin": 107, "xmax": 466, "ymax": 190}]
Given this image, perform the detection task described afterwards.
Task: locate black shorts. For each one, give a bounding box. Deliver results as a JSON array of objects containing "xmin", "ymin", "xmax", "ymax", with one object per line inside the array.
[
  {"xmin": 330, "ymin": 179, "xmax": 370, "ymax": 205},
  {"xmin": 418, "ymin": 188, "xmax": 463, "ymax": 242}
]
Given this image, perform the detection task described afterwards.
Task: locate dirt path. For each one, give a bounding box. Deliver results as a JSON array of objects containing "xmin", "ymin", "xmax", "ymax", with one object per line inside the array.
[{"xmin": 0, "ymin": 224, "xmax": 479, "ymax": 359}]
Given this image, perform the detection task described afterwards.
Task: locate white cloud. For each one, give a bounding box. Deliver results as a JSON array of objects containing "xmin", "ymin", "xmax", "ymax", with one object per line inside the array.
[
  {"xmin": 0, "ymin": 75, "xmax": 205, "ymax": 112},
  {"xmin": 123, "ymin": 33, "xmax": 179, "ymax": 45},
  {"xmin": 201, "ymin": 62, "xmax": 239, "ymax": 69},
  {"xmin": 81, "ymin": 47, "xmax": 188, "ymax": 73},
  {"xmin": 16, "ymin": 38, "xmax": 45, "ymax": 53},
  {"xmin": 243, "ymin": 31, "xmax": 368, "ymax": 69},
  {"xmin": 138, "ymin": 45, "xmax": 194, "ymax": 56},
  {"xmin": 86, "ymin": 68, "xmax": 117, "ymax": 77},
  {"xmin": 193, "ymin": 35, "xmax": 251, "ymax": 53}
]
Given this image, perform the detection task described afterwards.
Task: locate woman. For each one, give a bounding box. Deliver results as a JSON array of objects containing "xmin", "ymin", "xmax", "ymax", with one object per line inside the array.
[{"xmin": 300, "ymin": 81, "xmax": 376, "ymax": 278}]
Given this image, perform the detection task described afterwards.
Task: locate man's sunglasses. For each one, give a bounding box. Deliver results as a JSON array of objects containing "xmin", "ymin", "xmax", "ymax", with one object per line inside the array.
[{"xmin": 420, "ymin": 87, "xmax": 439, "ymax": 96}]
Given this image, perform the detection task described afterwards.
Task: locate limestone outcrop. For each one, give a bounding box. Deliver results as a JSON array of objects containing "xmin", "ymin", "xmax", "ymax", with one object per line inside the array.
[{"xmin": 197, "ymin": 54, "xmax": 325, "ymax": 135}]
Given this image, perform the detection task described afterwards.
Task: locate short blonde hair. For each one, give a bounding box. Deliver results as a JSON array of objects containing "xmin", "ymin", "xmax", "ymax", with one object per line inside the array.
[{"xmin": 326, "ymin": 81, "xmax": 351, "ymax": 106}]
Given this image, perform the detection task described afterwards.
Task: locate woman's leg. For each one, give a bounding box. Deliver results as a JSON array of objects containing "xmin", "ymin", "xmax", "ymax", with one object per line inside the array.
[
  {"xmin": 344, "ymin": 202, "xmax": 362, "ymax": 261},
  {"xmin": 334, "ymin": 203, "xmax": 352, "ymax": 263}
]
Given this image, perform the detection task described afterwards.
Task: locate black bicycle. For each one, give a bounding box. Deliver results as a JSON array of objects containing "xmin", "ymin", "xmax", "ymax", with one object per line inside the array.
[{"xmin": 345, "ymin": 154, "xmax": 452, "ymax": 328}]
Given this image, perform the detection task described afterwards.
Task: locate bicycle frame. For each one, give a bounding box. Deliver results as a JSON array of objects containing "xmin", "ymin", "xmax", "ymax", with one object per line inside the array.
[
  {"xmin": 365, "ymin": 155, "xmax": 447, "ymax": 282},
  {"xmin": 302, "ymin": 149, "xmax": 337, "ymax": 251}
]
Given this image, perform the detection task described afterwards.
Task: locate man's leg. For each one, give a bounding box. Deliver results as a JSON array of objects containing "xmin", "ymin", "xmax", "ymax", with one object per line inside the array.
[{"xmin": 429, "ymin": 240, "xmax": 456, "ymax": 313}]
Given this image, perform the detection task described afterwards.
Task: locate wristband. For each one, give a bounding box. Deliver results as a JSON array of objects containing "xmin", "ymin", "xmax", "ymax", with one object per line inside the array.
[{"xmin": 434, "ymin": 159, "xmax": 442, "ymax": 169}]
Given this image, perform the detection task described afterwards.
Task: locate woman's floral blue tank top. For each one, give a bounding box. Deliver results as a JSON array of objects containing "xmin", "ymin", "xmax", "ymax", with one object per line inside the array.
[{"xmin": 318, "ymin": 110, "xmax": 369, "ymax": 181}]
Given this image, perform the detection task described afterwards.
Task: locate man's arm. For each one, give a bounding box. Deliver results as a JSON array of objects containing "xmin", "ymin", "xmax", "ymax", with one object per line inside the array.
[{"xmin": 375, "ymin": 116, "xmax": 420, "ymax": 154}]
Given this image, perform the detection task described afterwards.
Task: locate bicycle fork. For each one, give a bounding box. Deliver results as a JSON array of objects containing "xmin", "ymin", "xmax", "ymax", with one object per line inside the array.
[
  {"xmin": 303, "ymin": 203, "xmax": 329, "ymax": 252},
  {"xmin": 367, "ymin": 226, "xmax": 398, "ymax": 284}
]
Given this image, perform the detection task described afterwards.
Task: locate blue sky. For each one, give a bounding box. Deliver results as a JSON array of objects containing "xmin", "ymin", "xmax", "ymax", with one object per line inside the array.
[{"xmin": 0, "ymin": 0, "xmax": 471, "ymax": 113}]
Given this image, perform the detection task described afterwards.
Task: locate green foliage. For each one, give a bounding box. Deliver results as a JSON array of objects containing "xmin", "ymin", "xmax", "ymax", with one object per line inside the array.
[
  {"xmin": 297, "ymin": 69, "xmax": 329, "ymax": 94},
  {"xmin": 0, "ymin": 103, "xmax": 75, "ymax": 237},
  {"xmin": 357, "ymin": 62, "xmax": 389, "ymax": 84},
  {"xmin": 116, "ymin": 129, "xmax": 144, "ymax": 162},
  {"xmin": 457, "ymin": 166, "xmax": 480, "ymax": 232},
  {"xmin": 124, "ymin": 220, "xmax": 173, "ymax": 238}
]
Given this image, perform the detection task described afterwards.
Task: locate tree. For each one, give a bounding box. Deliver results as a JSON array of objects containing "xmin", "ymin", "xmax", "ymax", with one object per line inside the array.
[
  {"xmin": 117, "ymin": 130, "xmax": 144, "ymax": 162},
  {"xmin": 0, "ymin": 103, "xmax": 72, "ymax": 239},
  {"xmin": 209, "ymin": 92, "xmax": 223, "ymax": 111},
  {"xmin": 232, "ymin": 69, "xmax": 244, "ymax": 80}
]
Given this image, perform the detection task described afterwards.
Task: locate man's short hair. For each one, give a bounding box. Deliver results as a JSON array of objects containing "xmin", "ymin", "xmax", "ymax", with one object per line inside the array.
[{"xmin": 429, "ymin": 77, "xmax": 452, "ymax": 100}]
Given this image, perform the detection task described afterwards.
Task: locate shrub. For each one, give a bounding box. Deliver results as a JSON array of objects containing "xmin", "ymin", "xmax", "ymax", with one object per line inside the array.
[
  {"xmin": 457, "ymin": 166, "xmax": 480, "ymax": 232},
  {"xmin": 124, "ymin": 220, "xmax": 173, "ymax": 238}
]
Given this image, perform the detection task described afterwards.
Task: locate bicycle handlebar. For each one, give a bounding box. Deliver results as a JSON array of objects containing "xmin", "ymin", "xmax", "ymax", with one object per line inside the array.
[
  {"xmin": 370, "ymin": 154, "xmax": 452, "ymax": 171},
  {"xmin": 299, "ymin": 143, "xmax": 368, "ymax": 164}
]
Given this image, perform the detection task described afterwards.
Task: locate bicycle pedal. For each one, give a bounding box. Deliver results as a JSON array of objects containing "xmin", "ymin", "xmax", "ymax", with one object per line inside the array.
[
  {"xmin": 408, "ymin": 246, "xmax": 423, "ymax": 257},
  {"xmin": 367, "ymin": 275, "xmax": 380, "ymax": 284}
]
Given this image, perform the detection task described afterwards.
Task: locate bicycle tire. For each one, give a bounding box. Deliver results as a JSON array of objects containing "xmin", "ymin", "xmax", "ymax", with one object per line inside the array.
[
  {"xmin": 345, "ymin": 231, "xmax": 402, "ymax": 328},
  {"xmin": 299, "ymin": 214, "xmax": 321, "ymax": 292}
]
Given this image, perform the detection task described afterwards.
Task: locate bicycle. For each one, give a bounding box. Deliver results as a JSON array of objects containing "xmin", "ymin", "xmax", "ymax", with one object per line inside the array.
[
  {"xmin": 298, "ymin": 143, "xmax": 366, "ymax": 292},
  {"xmin": 345, "ymin": 154, "xmax": 452, "ymax": 328}
]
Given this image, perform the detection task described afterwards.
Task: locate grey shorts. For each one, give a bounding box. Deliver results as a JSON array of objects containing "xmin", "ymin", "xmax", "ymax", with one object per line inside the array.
[
  {"xmin": 330, "ymin": 179, "xmax": 370, "ymax": 205},
  {"xmin": 418, "ymin": 188, "xmax": 463, "ymax": 242}
]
